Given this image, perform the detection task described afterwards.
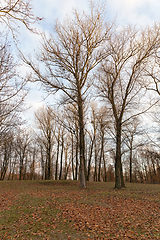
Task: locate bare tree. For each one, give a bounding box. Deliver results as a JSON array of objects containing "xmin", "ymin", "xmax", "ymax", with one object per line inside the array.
[
  {"xmin": 86, "ymin": 104, "xmax": 96, "ymax": 181},
  {"xmin": 35, "ymin": 105, "xmax": 55, "ymax": 180},
  {"xmin": 0, "ymin": 35, "xmax": 27, "ymax": 148},
  {"xmin": 54, "ymin": 123, "xmax": 61, "ymax": 180},
  {"xmin": 86, "ymin": 102, "xmax": 111, "ymax": 182},
  {"xmin": 59, "ymin": 126, "xmax": 65, "ymax": 180},
  {"xmin": 0, "ymin": 132, "xmax": 13, "ymax": 180},
  {"xmin": 96, "ymin": 25, "xmax": 160, "ymax": 188},
  {"xmin": 0, "ymin": 0, "xmax": 42, "ymax": 35},
  {"xmin": 15, "ymin": 129, "xmax": 31, "ymax": 180},
  {"xmin": 138, "ymin": 148, "xmax": 160, "ymax": 183},
  {"xmin": 122, "ymin": 117, "xmax": 145, "ymax": 183},
  {"xmin": 24, "ymin": 3, "xmax": 112, "ymax": 188}
]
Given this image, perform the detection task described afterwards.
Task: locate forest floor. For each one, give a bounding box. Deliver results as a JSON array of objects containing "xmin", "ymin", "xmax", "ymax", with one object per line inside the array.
[{"xmin": 0, "ymin": 180, "xmax": 160, "ymax": 239}]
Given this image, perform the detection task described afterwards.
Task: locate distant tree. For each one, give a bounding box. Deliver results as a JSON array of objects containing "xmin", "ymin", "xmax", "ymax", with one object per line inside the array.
[
  {"xmin": 54, "ymin": 123, "xmax": 61, "ymax": 180},
  {"xmin": 122, "ymin": 117, "xmax": 145, "ymax": 182},
  {"xmin": 59, "ymin": 126, "xmax": 65, "ymax": 180},
  {"xmin": 86, "ymin": 103, "xmax": 111, "ymax": 182},
  {"xmin": 62, "ymin": 105, "xmax": 80, "ymax": 181},
  {"xmin": 35, "ymin": 105, "xmax": 55, "ymax": 180},
  {"xmin": 138, "ymin": 148, "xmax": 160, "ymax": 183},
  {"xmin": 97, "ymin": 106, "xmax": 110, "ymax": 182},
  {"xmin": 0, "ymin": 132, "xmax": 13, "ymax": 180},
  {"xmin": 15, "ymin": 129, "xmax": 31, "ymax": 180},
  {"xmin": 86, "ymin": 103, "xmax": 97, "ymax": 181}
]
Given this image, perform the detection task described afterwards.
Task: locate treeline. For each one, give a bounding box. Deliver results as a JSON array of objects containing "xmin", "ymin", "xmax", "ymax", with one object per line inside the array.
[
  {"xmin": 0, "ymin": 1, "xmax": 160, "ymax": 187},
  {"xmin": 0, "ymin": 104, "xmax": 160, "ymax": 184}
]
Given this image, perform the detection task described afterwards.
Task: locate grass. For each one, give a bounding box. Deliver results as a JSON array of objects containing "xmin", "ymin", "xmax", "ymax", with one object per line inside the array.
[{"xmin": 0, "ymin": 180, "xmax": 160, "ymax": 239}]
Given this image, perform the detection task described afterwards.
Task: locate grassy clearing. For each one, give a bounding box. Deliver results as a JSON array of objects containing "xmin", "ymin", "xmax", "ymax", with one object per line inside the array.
[{"xmin": 0, "ymin": 180, "xmax": 160, "ymax": 239}]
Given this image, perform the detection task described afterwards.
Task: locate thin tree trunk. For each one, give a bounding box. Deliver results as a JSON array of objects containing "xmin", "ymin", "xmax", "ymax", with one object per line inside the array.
[
  {"xmin": 87, "ymin": 134, "xmax": 95, "ymax": 181},
  {"xmin": 47, "ymin": 135, "xmax": 51, "ymax": 180},
  {"xmin": 75, "ymin": 132, "xmax": 79, "ymax": 180},
  {"xmin": 94, "ymin": 141, "xmax": 98, "ymax": 182},
  {"xmin": 98, "ymin": 132, "xmax": 104, "ymax": 182},
  {"xmin": 59, "ymin": 134, "xmax": 64, "ymax": 180},
  {"xmin": 31, "ymin": 149, "xmax": 36, "ymax": 180},
  {"xmin": 71, "ymin": 133, "xmax": 75, "ymax": 180},
  {"xmin": 64, "ymin": 145, "xmax": 68, "ymax": 180},
  {"xmin": 55, "ymin": 134, "xmax": 60, "ymax": 180},
  {"xmin": 103, "ymin": 147, "xmax": 107, "ymax": 182},
  {"xmin": 45, "ymin": 155, "xmax": 48, "ymax": 180},
  {"xmin": 130, "ymin": 146, "xmax": 133, "ymax": 183},
  {"xmin": 40, "ymin": 146, "xmax": 45, "ymax": 180},
  {"xmin": 19, "ymin": 153, "xmax": 23, "ymax": 180}
]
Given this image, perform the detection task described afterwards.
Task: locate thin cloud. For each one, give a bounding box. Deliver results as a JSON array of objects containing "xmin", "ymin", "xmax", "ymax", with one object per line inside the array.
[{"xmin": 108, "ymin": 0, "xmax": 160, "ymax": 26}]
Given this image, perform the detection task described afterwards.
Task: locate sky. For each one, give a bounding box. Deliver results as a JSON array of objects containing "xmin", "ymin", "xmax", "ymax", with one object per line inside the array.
[{"xmin": 4, "ymin": 0, "xmax": 160, "ymax": 126}]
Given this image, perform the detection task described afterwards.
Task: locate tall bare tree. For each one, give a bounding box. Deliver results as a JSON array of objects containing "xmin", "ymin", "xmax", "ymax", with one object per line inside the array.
[
  {"xmin": 24, "ymin": 3, "xmax": 112, "ymax": 188},
  {"xmin": 96, "ymin": 25, "xmax": 160, "ymax": 188}
]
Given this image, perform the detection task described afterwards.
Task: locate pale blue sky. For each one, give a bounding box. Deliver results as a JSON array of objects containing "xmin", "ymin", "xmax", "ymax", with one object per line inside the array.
[{"xmin": 10, "ymin": 0, "xmax": 160, "ymax": 125}]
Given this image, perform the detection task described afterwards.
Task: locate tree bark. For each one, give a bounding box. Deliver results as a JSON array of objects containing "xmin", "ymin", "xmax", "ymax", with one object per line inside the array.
[
  {"xmin": 103, "ymin": 147, "xmax": 107, "ymax": 182},
  {"xmin": 55, "ymin": 134, "xmax": 60, "ymax": 180},
  {"xmin": 78, "ymin": 92, "xmax": 86, "ymax": 188},
  {"xmin": 47, "ymin": 135, "xmax": 51, "ymax": 180},
  {"xmin": 94, "ymin": 141, "xmax": 98, "ymax": 182},
  {"xmin": 59, "ymin": 134, "xmax": 64, "ymax": 180},
  {"xmin": 98, "ymin": 132, "xmax": 104, "ymax": 182},
  {"xmin": 75, "ymin": 132, "xmax": 79, "ymax": 180},
  {"xmin": 86, "ymin": 136, "xmax": 94, "ymax": 181},
  {"xmin": 129, "ymin": 145, "xmax": 133, "ymax": 183},
  {"xmin": 115, "ymin": 122, "xmax": 122, "ymax": 189},
  {"xmin": 71, "ymin": 133, "xmax": 75, "ymax": 180}
]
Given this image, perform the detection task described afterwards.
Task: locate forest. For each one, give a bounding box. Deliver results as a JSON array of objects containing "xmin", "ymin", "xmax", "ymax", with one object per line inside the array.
[{"xmin": 0, "ymin": 0, "xmax": 160, "ymax": 189}]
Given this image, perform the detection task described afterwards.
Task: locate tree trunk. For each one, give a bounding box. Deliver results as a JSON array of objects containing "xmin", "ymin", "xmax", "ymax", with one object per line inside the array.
[
  {"xmin": 129, "ymin": 146, "xmax": 133, "ymax": 183},
  {"xmin": 47, "ymin": 135, "xmax": 51, "ymax": 180},
  {"xmin": 59, "ymin": 134, "xmax": 64, "ymax": 180},
  {"xmin": 120, "ymin": 160, "xmax": 125, "ymax": 187},
  {"xmin": 98, "ymin": 132, "xmax": 104, "ymax": 182},
  {"xmin": 40, "ymin": 146, "xmax": 45, "ymax": 180},
  {"xmin": 31, "ymin": 149, "xmax": 36, "ymax": 180},
  {"xmin": 75, "ymin": 132, "xmax": 79, "ymax": 180},
  {"xmin": 94, "ymin": 140, "xmax": 98, "ymax": 182},
  {"xmin": 19, "ymin": 149, "xmax": 24, "ymax": 181},
  {"xmin": 78, "ymin": 92, "xmax": 86, "ymax": 188},
  {"xmin": 45, "ymin": 155, "xmax": 48, "ymax": 180},
  {"xmin": 64, "ymin": 145, "xmax": 68, "ymax": 180},
  {"xmin": 87, "ymin": 135, "xmax": 94, "ymax": 181},
  {"xmin": 0, "ymin": 144, "xmax": 9, "ymax": 180},
  {"xmin": 103, "ymin": 147, "xmax": 107, "ymax": 182},
  {"xmin": 71, "ymin": 133, "xmax": 75, "ymax": 180},
  {"xmin": 115, "ymin": 122, "xmax": 122, "ymax": 189},
  {"xmin": 55, "ymin": 135, "xmax": 60, "ymax": 180}
]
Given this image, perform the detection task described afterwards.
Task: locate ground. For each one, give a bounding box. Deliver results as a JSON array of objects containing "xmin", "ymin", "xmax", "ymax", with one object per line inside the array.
[{"xmin": 0, "ymin": 180, "xmax": 160, "ymax": 239}]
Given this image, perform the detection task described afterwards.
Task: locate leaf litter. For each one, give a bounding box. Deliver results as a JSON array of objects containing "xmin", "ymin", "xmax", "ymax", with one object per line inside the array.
[{"xmin": 0, "ymin": 181, "xmax": 159, "ymax": 239}]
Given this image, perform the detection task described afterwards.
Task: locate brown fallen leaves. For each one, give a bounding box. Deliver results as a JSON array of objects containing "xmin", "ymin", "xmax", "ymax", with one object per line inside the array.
[
  {"xmin": 0, "ymin": 181, "xmax": 160, "ymax": 239},
  {"xmin": 60, "ymin": 197, "xmax": 160, "ymax": 239}
]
